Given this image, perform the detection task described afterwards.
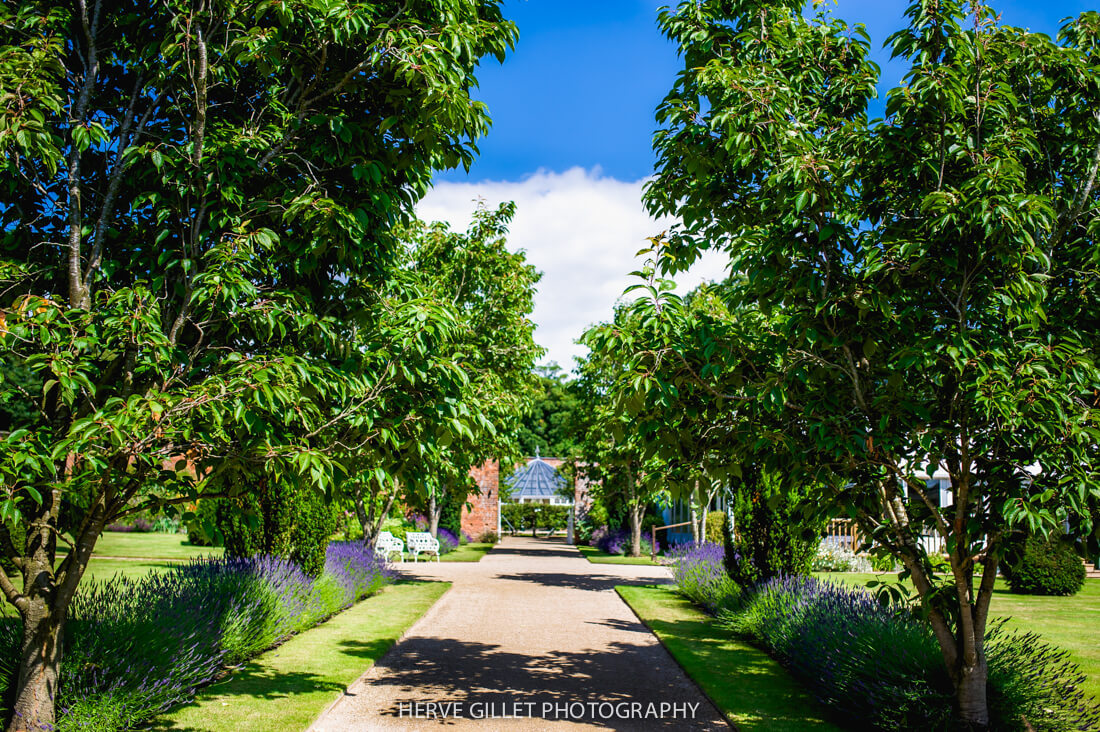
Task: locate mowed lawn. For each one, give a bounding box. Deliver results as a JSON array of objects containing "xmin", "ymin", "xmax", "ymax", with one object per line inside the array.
[
  {"xmin": 441, "ymin": 542, "xmax": 495, "ymax": 562},
  {"xmin": 822, "ymin": 573, "xmax": 1100, "ymax": 702},
  {"xmin": 66, "ymin": 531, "xmax": 223, "ymax": 560}
]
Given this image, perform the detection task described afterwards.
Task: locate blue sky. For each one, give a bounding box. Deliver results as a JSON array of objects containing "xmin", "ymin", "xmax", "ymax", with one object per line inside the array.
[
  {"xmin": 440, "ymin": 0, "xmax": 1093, "ymax": 183},
  {"xmin": 421, "ymin": 0, "xmax": 1096, "ymax": 369}
]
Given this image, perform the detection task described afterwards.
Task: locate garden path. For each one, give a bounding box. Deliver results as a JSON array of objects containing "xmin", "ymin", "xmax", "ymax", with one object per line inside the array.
[{"xmin": 309, "ymin": 536, "xmax": 729, "ymax": 731}]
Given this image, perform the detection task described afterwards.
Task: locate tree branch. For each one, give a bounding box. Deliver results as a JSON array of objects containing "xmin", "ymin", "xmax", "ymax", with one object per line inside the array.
[
  {"xmin": 0, "ymin": 570, "xmax": 28, "ymax": 615},
  {"xmin": 83, "ymin": 72, "xmax": 147, "ymax": 295},
  {"xmin": 1051, "ymin": 110, "xmax": 1100, "ymax": 249},
  {"xmin": 66, "ymin": 0, "xmax": 102, "ymax": 309}
]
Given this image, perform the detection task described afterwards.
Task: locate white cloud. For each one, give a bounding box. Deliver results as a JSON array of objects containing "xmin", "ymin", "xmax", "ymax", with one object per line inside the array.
[{"xmin": 417, "ymin": 168, "xmax": 730, "ymax": 373}]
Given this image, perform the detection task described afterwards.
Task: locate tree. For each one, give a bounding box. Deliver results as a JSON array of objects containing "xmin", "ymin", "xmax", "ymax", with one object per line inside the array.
[
  {"xmin": 0, "ymin": 2, "xmax": 516, "ymax": 728},
  {"xmin": 577, "ymin": 303, "xmax": 677, "ymax": 557},
  {"xmin": 514, "ymin": 363, "xmax": 583, "ymax": 458},
  {"xmin": 392, "ymin": 202, "xmax": 542, "ymax": 539},
  {"xmin": 604, "ymin": 262, "xmax": 826, "ymax": 569},
  {"xmin": 645, "ymin": 1, "xmax": 1100, "ymax": 725}
]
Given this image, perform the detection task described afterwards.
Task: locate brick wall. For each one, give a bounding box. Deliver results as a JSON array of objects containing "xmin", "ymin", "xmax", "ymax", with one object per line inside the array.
[
  {"xmin": 572, "ymin": 462, "xmax": 595, "ymax": 520},
  {"xmin": 462, "ymin": 460, "xmax": 500, "ymax": 539}
]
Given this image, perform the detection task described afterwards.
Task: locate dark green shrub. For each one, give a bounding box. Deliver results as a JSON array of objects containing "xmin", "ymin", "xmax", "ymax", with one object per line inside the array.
[
  {"xmin": 186, "ymin": 499, "xmax": 219, "ymax": 547},
  {"xmin": 477, "ymin": 531, "xmax": 499, "ymax": 544},
  {"xmin": 1001, "ymin": 533, "xmax": 1086, "ymax": 596},
  {"xmin": 438, "ymin": 490, "xmax": 464, "ymax": 538},
  {"xmin": 725, "ymin": 474, "xmax": 824, "ymax": 586},
  {"xmin": 215, "ymin": 478, "xmax": 340, "ymax": 576},
  {"xmin": 705, "ymin": 510, "xmax": 727, "ymax": 544}
]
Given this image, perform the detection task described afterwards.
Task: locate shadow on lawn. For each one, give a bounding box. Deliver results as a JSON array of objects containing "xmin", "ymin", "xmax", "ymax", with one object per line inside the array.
[
  {"xmin": 366, "ymin": 636, "xmax": 729, "ymax": 731},
  {"xmin": 148, "ymin": 669, "xmax": 345, "ymax": 731}
]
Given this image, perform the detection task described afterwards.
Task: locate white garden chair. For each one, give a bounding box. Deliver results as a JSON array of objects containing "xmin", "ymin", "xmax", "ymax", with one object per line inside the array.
[
  {"xmin": 405, "ymin": 532, "xmax": 441, "ymax": 562},
  {"xmin": 375, "ymin": 531, "xmax": 405, "ymax": 562}
]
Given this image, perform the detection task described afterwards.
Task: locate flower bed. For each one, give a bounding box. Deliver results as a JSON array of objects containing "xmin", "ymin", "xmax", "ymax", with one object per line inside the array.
[
  {"xmin": 436, "ymin": 527, "xmax": 460, "ymax": 554},
  {"xmin": 723, "ymin": 575, "xmax": 1100, "ymax": 731},
  {"xmin": 0, "ymin": 542, "xmax": 393, "ymax": 732},
  {"xmin": 589, "ymin": 525, "xmax": 654, "ymax": 556},
  {"xmin": 667, "ymin": 541, "xmax": 738, "ymax": 613}
]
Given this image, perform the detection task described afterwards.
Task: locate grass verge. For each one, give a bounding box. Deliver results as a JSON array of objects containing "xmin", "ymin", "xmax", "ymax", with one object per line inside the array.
[
  {"xmin": 617, "ymin": 585, "xmax": 839, "ymax": 731},
  {"xmin": 821, "ymin": 572, "xmax": 1100, "ymax": 702},
  {"xmin": 153, "ymin": 580, "xmax": 449, "ymax": 732},
  {"xmin": 578, "ymin": 545, "xmax": 658, "ymax": 565},
  {"xmin": 441, "ymin": 542, "xmax": 494, "ymax": 562}
]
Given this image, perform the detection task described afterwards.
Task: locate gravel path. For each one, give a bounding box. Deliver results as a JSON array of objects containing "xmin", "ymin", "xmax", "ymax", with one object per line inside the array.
[{"xmin": 309, "ymin": 536, "xmax": 729, "ymax": 731}]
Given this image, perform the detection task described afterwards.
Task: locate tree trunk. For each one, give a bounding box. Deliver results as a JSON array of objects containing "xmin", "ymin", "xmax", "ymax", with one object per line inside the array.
[
  {"xmin": 428, "ymin": 488, "xmax": 444, "ymax": 538},
  {"xmin": 9, "ymin": 597, "xmax": 65, "ymax": 732},
  {"xmin": 351, "ymin": 484, "xmax": 372, "ymax": 542},
  {"xmin": 953, "ymin": 654, "xmax": 990, "ymax": 729},
  {"xmin": 690, "ymin": 479, "xmax": 700, "ymax": 543},
  {"xmin": 351, "ymin": 482, "xmax": 396, "ymax": 546},
  {"xmin": 629, "ymin": 504, "xmax": 643, "ymax": 557}
]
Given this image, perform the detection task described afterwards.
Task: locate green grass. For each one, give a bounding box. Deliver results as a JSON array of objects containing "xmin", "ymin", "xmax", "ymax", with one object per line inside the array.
[
  {"xmin": 440, "ymin": 542, "xmax": 494, "ymax": 562},
  {"xmin": 578, "ymin": 545, "xmax": 658, "ymax": 565},
  {"xmin": 617, "ymin": 585, "xmax": 839, "ymax": 731},
  {"xmin": 2, "ymin": 558, "xmax": 180, "ymax": 617},
  {"xmin": 59, "ymin": 531, "xmax": 223, "ymax": 560},
  {"xmin": 154, "ymin": 581, "xmax": 449, "ymax": 732},
  {"xmin": 821, "ymin": 572, "xmax": 1100, "ymax": 703},
  {"xmin": 3, "ymin": 533, "xmax": 219, "ymax": 616}
]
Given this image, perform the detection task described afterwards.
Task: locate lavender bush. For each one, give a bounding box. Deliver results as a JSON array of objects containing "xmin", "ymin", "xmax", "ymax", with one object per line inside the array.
[
  {"xmin": 724, "ymin": 575, "xmax": 1100, "ymax": 730},
  {"xmin": 590, "ymin": 525, "xmax": 653, "ymax": 556},
  {"xmin": 0, "ymin": 542, "xmax": 392, "ymax": 732},
  {"xmin": 668, "ymin": 542, "xmax": 739, "ymax": 613},
  {"xmin": 436, "ymin": 528, "xmax": 460, "ymax": 555}
]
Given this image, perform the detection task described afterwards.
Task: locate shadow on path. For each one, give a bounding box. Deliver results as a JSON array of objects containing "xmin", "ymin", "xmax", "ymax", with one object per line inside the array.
[
  {"xmin": 494, "ymin": 571, "xmax": 672, "ymax": 593},
  {"xmin": 485, "ymin": 544, "xmax": 580, "ymax": 560},
  {"xmin": 364, "ymin": 637, "xmax": 725, "ymax": 730}
]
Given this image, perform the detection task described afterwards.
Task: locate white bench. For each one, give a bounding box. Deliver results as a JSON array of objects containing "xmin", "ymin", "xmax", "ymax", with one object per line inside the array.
[
  {"xmin": 406, "ymin": 532, "xmax": 440, "ymax": 562},
  {"xmin": 375, "ymin": 531, "xmax": 405, "ymax": 562}
]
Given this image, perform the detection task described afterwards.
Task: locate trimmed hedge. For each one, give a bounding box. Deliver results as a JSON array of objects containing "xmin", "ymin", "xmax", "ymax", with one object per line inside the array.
[
  {"xmin": 501, "ymin": 503, "xmax": 569, "ymax": 535},
  {"xmin": 1002, "ymin": 533, "xmax": 1086, "ymax": 596}
]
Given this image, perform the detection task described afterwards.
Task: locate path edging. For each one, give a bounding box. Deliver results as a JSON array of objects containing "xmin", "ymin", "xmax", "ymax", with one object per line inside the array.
[
  {"xmin": 614, "ymin": 585, "xmax": 736, "ymax": 732},
  {"xmin": 304, "ymin": 579, "xmax": 455, "ymax": 731}
]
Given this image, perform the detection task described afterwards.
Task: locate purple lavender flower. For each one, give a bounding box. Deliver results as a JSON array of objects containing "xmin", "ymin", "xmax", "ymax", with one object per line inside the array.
[
  {"xmin": 670, "ymin": 541, "xmax": 738, "ymax": 613},
  {"xmin": 0, "ymin": 542, "xmax": 396, "ymax": 731},
  {"xmin": 436, "ymin": 528, "xmax": 459, "ymax": 555}
]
